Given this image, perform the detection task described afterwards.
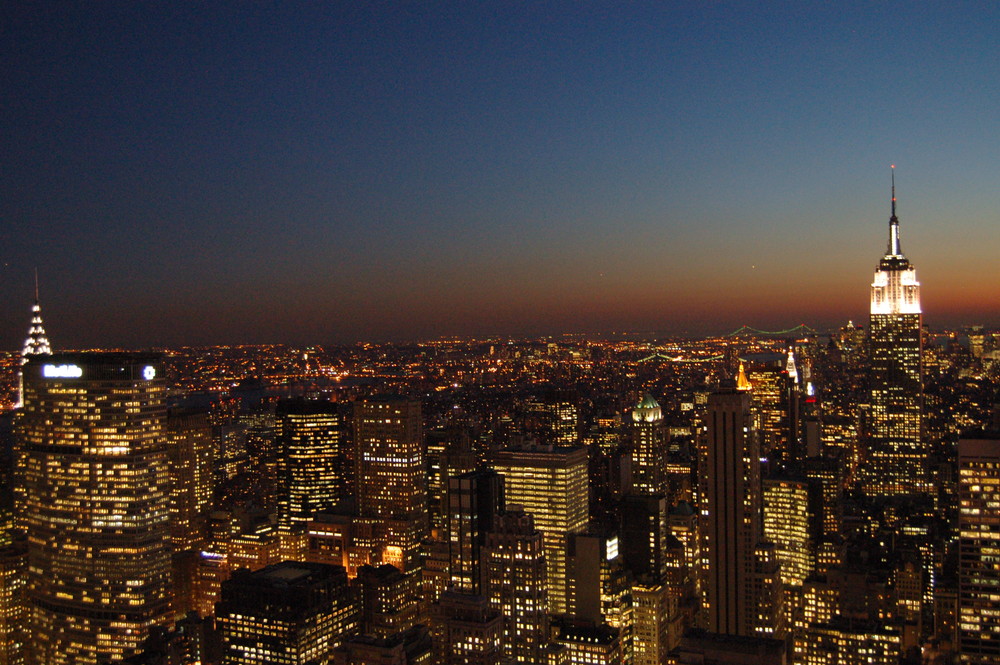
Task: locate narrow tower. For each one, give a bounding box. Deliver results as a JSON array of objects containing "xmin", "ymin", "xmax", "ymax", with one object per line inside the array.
[
  {"xmin": 701, "ymin": 364, "xmax": 782, "ymax": 637},
  {"xmin": 630, "ymin": 393, "xmax": 669, "ymax": 497},
  {"xmin": 17, "ymin": 272, "xmax": 52, "ymax": 408},
  {"xmin": 863, "ymin": 167, "xmax": 925, "ymax": 496}
]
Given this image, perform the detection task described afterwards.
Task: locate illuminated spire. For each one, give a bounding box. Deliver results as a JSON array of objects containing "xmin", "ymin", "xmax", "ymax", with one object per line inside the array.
[
  {"xmin": 17, "ymin": 271, "xmax": 52, "ymax": 408},
  {"xmin": 888, "ymin": 164, "xmax": 902, "ymax": 257},
  {"xmin": 22, "ymin": 271, "xmax": 52, "ymax": 361},
  {"xmin": 785, "ymin": 349, "xmax": 798, "ymax": 383},
  {"xmin": 735, "ymin": 362, "xmax": 752, "ymax": 391}
]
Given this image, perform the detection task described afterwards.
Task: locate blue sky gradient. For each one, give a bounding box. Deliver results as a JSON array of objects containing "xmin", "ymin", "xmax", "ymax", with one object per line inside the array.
[{"xmin": 3, "ymin": 2, "xmax": 998, "ymax": 346}]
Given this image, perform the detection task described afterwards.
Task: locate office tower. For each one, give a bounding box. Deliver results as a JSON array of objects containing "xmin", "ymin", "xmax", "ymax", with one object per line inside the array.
[
  {"xmin": 422, "ymin": 539, "xmax": 452, "ymax": 607},
  {"xmin": 565, "ymin": 531, "xmax": 632, "ymax": 637},
  {"xmin": 631, "ymin": 581, "xmax": 674, "ymax": 665},
  {"xmin": 243, "ymin": 400, "xmax": 278, "ymax": 493},
  {"xmin": 620, "ymin": 494, "xmax": 669, "ymax": 582},
  {"xmin": 19, "ymin": 354, "xmax": 171, "ymax": 664},
  {"xmin": 524, "ymin": 388, "xmax": 579, "ymax": 445},
  {"xmin": 630, "ymin": 394, "xmax": 668, "ymax": 496},
  {"xmin": 336, "ymin": 626, "xmax": 433, "ymax": 665},
  {"xmin": 0, "ymin": 539, "xmax": 27, "ymax": 665},
  {"xmin": 354, "ymin": 564, "xmax": 421, "ymax": 638},
  {"xmin": 803, "ymin": 454, "xmax": 844, "ymax": 538},
  {"xmin": 762, "ymin": 476, "xmax": 813, "ymax": 589},
  {"xmin": 793, "ymin": 617, "xmax": 902, "ymax": 665},
  {"xmin": 700, "ymin": 365, "xmax": 781, "ymax": 637},
  {"xmin": 216, "ymin": 562, "xmax": 359, "ymax": 664},
  {"xmin": 306, "ymin": 514, "xmax": 379, "ymax": 578},
  {"xmin": 492, "ymin": 444, "xmax": 588, "ymax": 615},
  {"xmin": 167, "ymin": 407, "xmax": 214, "ymax": 550},
  {"xmin": 668, "ymin": 502, "xmax": 700, "ymax": 597},
  {"xmin": 448, "ymin": 470, "xmax": 504, "ymax": 594},
  {"xmin": 431, "ymin": 591, "xmax": 503, "ymax": 665},
  {"xmin": 427, "ymin": 426, "xmax": 476, "ymax": 535},
  {"xmin": 355, "ymin": 396, "xmax": 427, "ymax": 572},
  {"xmin": 746, "ymin": 365, "xmax": 786, "ymax": 460},
  {"xmin": 864, "ymin": 170, "xmax": 924, "ymax": 496},
  {"xmin": 276, "ymin": 398, "xmax": 350, "ymax": 534},
  {"xmin": 16, "ymin": 276, "xmax": 51, "ymax": 409},
  {"xmin": 750, "ymin": 542, "xmax": 784, "ymax": 639},
  {"xmin": 166, "ymin": 407, "xmax": 214, "ymax": 618},
  {"xmin": 957, "ymin": 434, "xmax": 1000, "ymax": 662},
  {"xmin": 483, "ymin": 509, "xmax": 549, "ymax": 665},
  {"xmin": 550, "ymin": 620, "xmax": 621, "ymax": 665}
]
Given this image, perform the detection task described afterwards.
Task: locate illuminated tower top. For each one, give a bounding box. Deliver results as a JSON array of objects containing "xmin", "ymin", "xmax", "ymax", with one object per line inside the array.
[
  {"xmin": 22, "ymin": 271, "xmax": 52, "ymax": 361},
  {"xmin": 736, "ymin": 362, "xmax": 752, "ymax": 391},
  {"xmin": 871, "ymin": 166, "xmax": 920, "ymax": 315},
  {"xmin": 784, "ymin": 350, "xmax": 798, "ymax": 384},
  {"xmin": 631, "ymin": 393, "xmax": 663, "ymax": 423}
]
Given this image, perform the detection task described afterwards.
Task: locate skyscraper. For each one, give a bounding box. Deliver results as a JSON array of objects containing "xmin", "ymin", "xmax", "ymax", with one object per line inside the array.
[
  {"xmin": 863, "ymin": 168, "xmax": 925, "ymax": 496},
  {"xmin": 483, "ymin": 509, "xmax": 548, "ymax": 665},
  {"xmin": 762, "ymin": 476, "xmax": 813, "ymax": 589},
  {"xmin": 630, "ymin": 394, "xmax": 668, "ymax": 497},
  {"xmin": 167, "ymin": 407, "xmax": 214, "ymax": 551},
  {"xmin": 216, "ymin": 561, "xmax": 359, "ymax": 664},
  {"xmin": 354, "ymin": 396, "xmax": 427, "ymax": 572},
  {"xmin": 166, "ymin": 407, "xmax": 214, "ymax": 618},
  {"xmin": 276, "ymin": 398, "xmax": 350, "ymax": 534},
  {"xmin": 16, "ymin": 274, "xmax": 51, "ymax": 409},
  {"xmin": 19, "ymin": 353, "xmax": 171, "ymax": 664},
  {"xmin": 492, "ymin": 444, "xmax": 588, "ymax": 616},
  {"xmin": 448, "ymin": 470, "xmax": 504, "ymax": 594},
  {"xmin": 700, "ymin": 365, "xmax": 781, "ymax": 637},
  {"xmin": 0, "ymin": 538, "xmax": 27, "ymax": 665},
  {"xmin": 957, "ymin": 433, "xmax": 1000, "ymax": 663}
]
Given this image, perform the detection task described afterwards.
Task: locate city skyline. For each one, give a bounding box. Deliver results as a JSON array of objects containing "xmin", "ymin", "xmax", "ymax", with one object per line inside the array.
[{"xmin": 3, "ymin": 3, "xmax": 999, "ymax": 348}]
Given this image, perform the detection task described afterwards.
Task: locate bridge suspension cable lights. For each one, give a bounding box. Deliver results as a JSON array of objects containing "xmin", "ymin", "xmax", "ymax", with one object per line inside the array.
[
  {"xmin": 638, "ymin": 353, "xmax": 726, "ymax": 363},
  {"xmin": 724, "ymin": 323, "xmax": 818, "ymax": 338}
]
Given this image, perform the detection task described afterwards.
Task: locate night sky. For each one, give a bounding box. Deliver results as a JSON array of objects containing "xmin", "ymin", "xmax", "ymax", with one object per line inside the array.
[{"xmin": 3, "ymin": 2, "xmax": 999, "ymax": 348}]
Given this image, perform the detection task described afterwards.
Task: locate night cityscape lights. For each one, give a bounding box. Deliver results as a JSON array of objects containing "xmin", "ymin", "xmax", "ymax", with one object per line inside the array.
[{"xmin": 0, "ymin": 192, "xmax": 999, "ymax": 665}]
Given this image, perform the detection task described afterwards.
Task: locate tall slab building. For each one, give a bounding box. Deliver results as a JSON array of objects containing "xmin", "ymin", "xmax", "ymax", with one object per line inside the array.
[
  {"xmin": 19, "ymin": 354, "xmax": 171, "ymax": 664},
  {"xmin": 957, "ymin": 434, "xmax": 1000, "ymax": 663},
  {"xmin": 700, "ymin": 366, "xmax": 782, "ymax": 637},
  {"xmin": 276, "ymin": 398, "xmax": 350, "ymax": 534},
  {"xmin": 863, "ymin": 170, "xmax": 925, "ymax": 496},
  {"xmin": 354, "ymin": 396, "xmax": 427, "ymax": 572},
  {"xmin": 630, "ymin": 394, "xmax": 668, "ymax": 497},
  {"xmin": 492, "ymin": 444, "xmax": 588, "ymax": 616}
]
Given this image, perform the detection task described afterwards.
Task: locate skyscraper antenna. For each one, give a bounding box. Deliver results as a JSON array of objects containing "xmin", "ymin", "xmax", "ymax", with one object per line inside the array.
[
  {"xmin": 34, "ymin": 267, "xmax": 39, "ymax": 303},
  {"xmin": 890, "ymin": 164, "xmax": 896, "ymax": 219}
]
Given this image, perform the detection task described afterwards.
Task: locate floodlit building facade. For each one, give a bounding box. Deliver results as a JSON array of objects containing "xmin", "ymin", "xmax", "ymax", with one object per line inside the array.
[{"xmin": 863, "ymin": 172, "xmax": 925, "ymax": 496}]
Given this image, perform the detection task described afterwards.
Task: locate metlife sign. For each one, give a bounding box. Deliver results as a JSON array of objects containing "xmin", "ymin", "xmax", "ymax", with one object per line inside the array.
[{"xmin": 42, "ymin": 364, "xmax": 83, "ymax": 379}]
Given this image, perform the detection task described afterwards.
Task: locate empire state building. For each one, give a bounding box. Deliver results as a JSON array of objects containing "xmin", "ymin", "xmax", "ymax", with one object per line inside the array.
[{"xmin": 862, "ymin": 168, "xmax": 925, "ymax": 497}]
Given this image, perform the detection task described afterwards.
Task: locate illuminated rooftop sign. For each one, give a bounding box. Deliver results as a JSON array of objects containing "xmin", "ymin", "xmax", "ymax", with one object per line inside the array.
[{"xmin": 42, "ymin": 364, "xmax": 83, "ymax": 379}]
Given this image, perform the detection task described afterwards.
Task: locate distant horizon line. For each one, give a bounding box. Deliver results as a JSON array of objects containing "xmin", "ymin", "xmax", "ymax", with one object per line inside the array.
[{"xmin": 8, "ymin": 322, "xmax": 995, "ymax": 354}]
